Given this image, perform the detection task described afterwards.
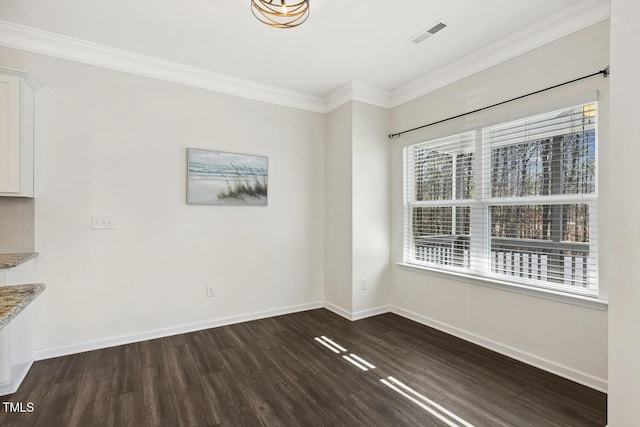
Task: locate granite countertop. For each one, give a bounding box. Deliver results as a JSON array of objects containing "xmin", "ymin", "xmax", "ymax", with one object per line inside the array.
[
  {"xmin": 0, "ymin": 284, "xmax": 45, "ymax": 330},
  {"xmin": 0, "ymin": 252, "xmax": 38, "ymax": 269}
]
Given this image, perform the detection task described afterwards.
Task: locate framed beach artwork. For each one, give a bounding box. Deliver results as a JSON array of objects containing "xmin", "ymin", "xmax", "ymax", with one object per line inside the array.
[{"xmin": 187, "ymin": 148, "xmax": 268, "ymax": 206}]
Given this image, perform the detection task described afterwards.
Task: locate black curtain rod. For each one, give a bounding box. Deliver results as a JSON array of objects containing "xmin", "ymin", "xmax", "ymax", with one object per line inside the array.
[{"xmin": 388, "ymin": 67, "xmax": 610, "ymax": 139}]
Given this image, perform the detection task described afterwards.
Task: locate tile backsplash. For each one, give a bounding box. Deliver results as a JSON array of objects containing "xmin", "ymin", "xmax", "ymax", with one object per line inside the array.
[{"xmin": 0, "ymin": 198, "xmax": 35, "ymax": 253}]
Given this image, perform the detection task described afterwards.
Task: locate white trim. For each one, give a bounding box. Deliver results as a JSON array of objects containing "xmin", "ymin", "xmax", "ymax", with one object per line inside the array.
[
  {"xmin": 323, "ymin": 302, "xmax": 391, "ymax": 321},
  {"xmin": 351, "ymin": 305, "xmax": 391, "ymax": 320},
  {"xmin": 390, "ymin": 305, "xmax": 608, "ymax": 393},
  {"xmin": 0, "ymin": 67, "xmax": 37, "ymax": 90},
  {"xmin": 323, "ymin": 302, "xmax": 354, "ymax": 320},
  {"xmin": 0, "ymin": 359, "xmax": 34, "ymax": 397},
  {"xmin": 391, "ymin": 0, "xmax": 611, "ymax": 107},
  {"xmin": 0, "ymin": 20, "xmax": 326, "ymax": 113},
  {"xmin": 0, "ymin": 1, "xmax": 610, "ymax": 113},
  {"xmin": 351, "ymin": 82, "xmax": 393, "ymax": 109},
  {"xmin": 34, "ymin": 301, "xmax": 323, "ymax": 360},
  {"xmin": 397, "ymin": 263, "xmax": 608, "ymax": 311},
  {"xmin": 325, "ymin": 82, "xmax": 355, "ymax": 113},
  {"xmin": 324, "ymin": 82, "xmax": 393, "ymax": 113}
]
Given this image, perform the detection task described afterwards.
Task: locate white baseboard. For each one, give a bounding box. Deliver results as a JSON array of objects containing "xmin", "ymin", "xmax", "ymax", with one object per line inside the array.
[
  {"xmin": 0, "ymin": 359, "xmax": 34, "ymax": 396},
  {"xmin": 390, "ymin": 305, "xmax": 608, "ymax": 393},
  {"xmin": 34, "ymin": 301, "xmax": 323, "ymax": 360},
  {"xmin": 323, "ymin": 302, "xmax": 353, "ymax": 320},
  {"xmin": 323, "ymin": 302, "xmax": 390, "ymax": 321},
  {"xmin": 352, "ymin": 305, "xmax": 391, "ymax": 320}
]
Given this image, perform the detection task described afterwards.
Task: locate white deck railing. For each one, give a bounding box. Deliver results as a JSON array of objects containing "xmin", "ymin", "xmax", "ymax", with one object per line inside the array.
[{"xmin": 415, "ymin": 236, "xmax": 590, "ymax": 288}]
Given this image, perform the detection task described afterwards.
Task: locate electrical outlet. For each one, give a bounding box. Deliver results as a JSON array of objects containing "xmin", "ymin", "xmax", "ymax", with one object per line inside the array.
[
  {"xmin": 207, "ymin": 284, "xmax": 216, "ymax": 298},
  {"xmin": 360, "ymin": 278, "xmax": 367, "ymax": 290}
]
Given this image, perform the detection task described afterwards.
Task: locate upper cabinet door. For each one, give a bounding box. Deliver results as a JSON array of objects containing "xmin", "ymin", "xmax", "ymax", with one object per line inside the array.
[
  {"xmin": 0, "ymin": 70, "xmax": 35, "ymax": 198},
  {"xmin": 0, "ymin": 74, "xmax": 21, "ymax": 194}
]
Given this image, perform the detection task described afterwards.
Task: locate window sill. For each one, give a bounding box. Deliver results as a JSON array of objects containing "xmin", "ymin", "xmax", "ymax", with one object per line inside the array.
[{"xmin": 396, "ymin": 262, "xmax": 608, "ymax": 311}]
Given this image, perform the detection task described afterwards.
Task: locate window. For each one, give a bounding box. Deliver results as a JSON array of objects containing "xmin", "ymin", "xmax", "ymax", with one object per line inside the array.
[{"xmin": 403, "ymin": 103, "xmax": 598, "ymax": 297}]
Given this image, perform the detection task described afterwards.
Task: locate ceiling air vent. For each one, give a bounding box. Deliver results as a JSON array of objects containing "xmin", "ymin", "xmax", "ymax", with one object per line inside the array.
[{"xmin": 409, "ymin": 21, "xmax": 447, "ymax": 44}]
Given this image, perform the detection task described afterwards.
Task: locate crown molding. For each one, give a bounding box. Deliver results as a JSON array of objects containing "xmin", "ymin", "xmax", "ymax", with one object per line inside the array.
[
  {"xmin": 321, "ymin": 0, "xmax": 611, "ymax": 111},
  {"xmin": 351, "ymin": 82, "xmax": 393, "ymax": 109},
  {"xmin": 324, "ymin": 82, "xmax": 354, "ymax": 112},
  {"xmin": 0, "ymin": 0, "xmax": 611, "ymax": 113},
  {"xmin": 391, "ymin": 0, "xmax": 611, "ymax": 107},
  {"xmin": 325, "ymin": 81, "xmax": 392, "ymax": 113},
  {"xmin": 0, "ymin": 20, "xmax": 326, "ymax": 113}
]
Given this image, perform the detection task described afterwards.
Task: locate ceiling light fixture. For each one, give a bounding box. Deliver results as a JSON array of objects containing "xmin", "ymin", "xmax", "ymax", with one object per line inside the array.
[{"xmin": 251, "ymin": 0, "xmax": 310, "ymax": 29}]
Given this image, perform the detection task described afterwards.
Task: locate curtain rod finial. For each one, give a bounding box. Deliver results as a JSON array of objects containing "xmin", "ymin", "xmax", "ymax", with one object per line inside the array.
[{"xmin": 603, "ymin": 66, "xmax": 610, "ymax": 77}]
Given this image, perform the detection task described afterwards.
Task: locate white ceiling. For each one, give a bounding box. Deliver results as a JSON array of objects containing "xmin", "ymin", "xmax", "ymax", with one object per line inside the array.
[{"xmin": 0, "ymin": 0, "xmax": 608, "ymax": 104}]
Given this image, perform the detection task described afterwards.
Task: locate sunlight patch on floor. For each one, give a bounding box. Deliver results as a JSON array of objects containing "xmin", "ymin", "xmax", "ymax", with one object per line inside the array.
[
  {"xmin": 314, "ymin": 337, "xmax": 341, "ymax": 353},
  {"xmin": 381, "ymin": 376, "xmax": 474, "ymax": 427},
  {"xmin": 314, "ymin": 336, "xmax": 473, "ymax": 426},
  {"xmin": 342, "ymin": 355, "xmax": 369, "ymax": 371}
]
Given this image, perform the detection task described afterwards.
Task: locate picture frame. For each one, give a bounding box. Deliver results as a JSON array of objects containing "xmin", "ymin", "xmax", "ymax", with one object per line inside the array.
[{"xmin": 187, "ymin": 148, "xmax": 268, "ymax": 206}]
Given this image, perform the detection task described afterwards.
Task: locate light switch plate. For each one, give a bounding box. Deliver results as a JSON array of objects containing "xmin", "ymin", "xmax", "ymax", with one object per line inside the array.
[
  {"xmin": 207, "ymin": 284, "xmax": 216, "ymax": 298},
  {"xmin": 91, "ymin": 215, "xmax": 115, "ymax": 230}
]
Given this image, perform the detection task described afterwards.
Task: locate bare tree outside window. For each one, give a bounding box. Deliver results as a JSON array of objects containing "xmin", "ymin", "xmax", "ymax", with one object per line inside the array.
[{"xmin": 404, "ymin": 103, "xmax": 598, "ymax": 295}]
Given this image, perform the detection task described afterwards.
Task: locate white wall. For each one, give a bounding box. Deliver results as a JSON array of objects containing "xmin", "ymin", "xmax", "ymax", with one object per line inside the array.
[
  {"xmin": 352, "ymin": 101, "xmax": 390, "ymax": 315},
  {"xmin": 0, "ymin": 47, "xmax": 325, "ymax": 353},
  {"xmin": 324, "ymin": 101, "xmax": 391, "ymax": 318},
  {"xmin": 324, "ymin": 102, "xmax": 353, "ymax": 314},
  {"xmin": 389, "ymin": 22, "xmax": 610, "ymax": 391},
  {"xmin": 607, "ymin": 0, "xmax": 640, "ymax": 424}
]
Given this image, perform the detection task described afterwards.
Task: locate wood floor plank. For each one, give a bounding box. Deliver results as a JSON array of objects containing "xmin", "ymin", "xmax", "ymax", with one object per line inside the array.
[
  {"xmin": 204, "ymin": 325, "xmax": 247, "ymax": 350},
  {"xmin": 141, "ymin": 365, "xmax": 180, "ymax": 427},
  {"xmin": 184, "ymin": 332, "xmax": 225, "ymax": 375},
  {"xmin": 200, "ymin": 369, "xmax": 254, "ymax": 423},
  {"xmin": 268, "ymin": 353, "xmax": 384, "ymax": 427},
  {"xmin": 106, "ymin": 390, "xmax": 146, "ymax": 427},
  {"xmin": 51, "ymin": 352, "xmax": 89, "ymax": 384},
  {"xmin": 136, "ymin": 338, "xmax": 167, "ymax": 369},
  {"xmin": 109, "ymin": 344, "xmax": 143, "ymax": 397},
  {"xmin": 170, "ymin": 385, "xmax": 220, "ymax": 427},
  {"xmin": 2, "ymin": 309, "xmax": 606, "ymax": 426},
  {"xmin": 218, "ymin": 344, "xmax": 275, "ymax": 375},
  {"xmin": 348, "ymin": 386, "xmax": 441, "ymax": 426},
  {"xmin": 164, "ymin": 344, "xmax": 203, "ymax": 391},
  {"xmin": 32, "ymin": 380, "xmax": 79, "ymax": 427},
  {"xmin": 67, "ymin": 368, "xmax": 113, "ymax": 427},
  {"xmin": 232, "ymin": 372, "xmax": 291, "ymax": 427}
]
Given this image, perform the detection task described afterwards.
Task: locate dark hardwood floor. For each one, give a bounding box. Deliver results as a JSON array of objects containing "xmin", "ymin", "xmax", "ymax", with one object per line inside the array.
[{"xmin": 0, "ymin": 309, "xmax": 606, "ymax": 426}]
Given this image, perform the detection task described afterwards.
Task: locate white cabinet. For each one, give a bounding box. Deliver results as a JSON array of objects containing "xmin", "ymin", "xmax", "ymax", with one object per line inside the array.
[
  {"xmin": 0, "ymin": 69, "xmax": 35, "ymax": 197},
  {"xmin": 0, "ymin": 306, "xmax": 33, "ymax": 395},
  {"xmin": 0, "ymin": 258, "xmax": 37, "ymax": 396},
  {"xmin": 0, "ymin": 328, "xmax": 8, "ymax": 386}
]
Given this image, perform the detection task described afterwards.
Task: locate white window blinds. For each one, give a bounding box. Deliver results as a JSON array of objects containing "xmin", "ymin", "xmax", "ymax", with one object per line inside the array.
[
  {"xmin": 404, "ymin": 132, "xmax": 476, "ymax": 269},
  {"xmin": 403, "ymin": 103, "xmax": 598, "ymax": 297}
]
